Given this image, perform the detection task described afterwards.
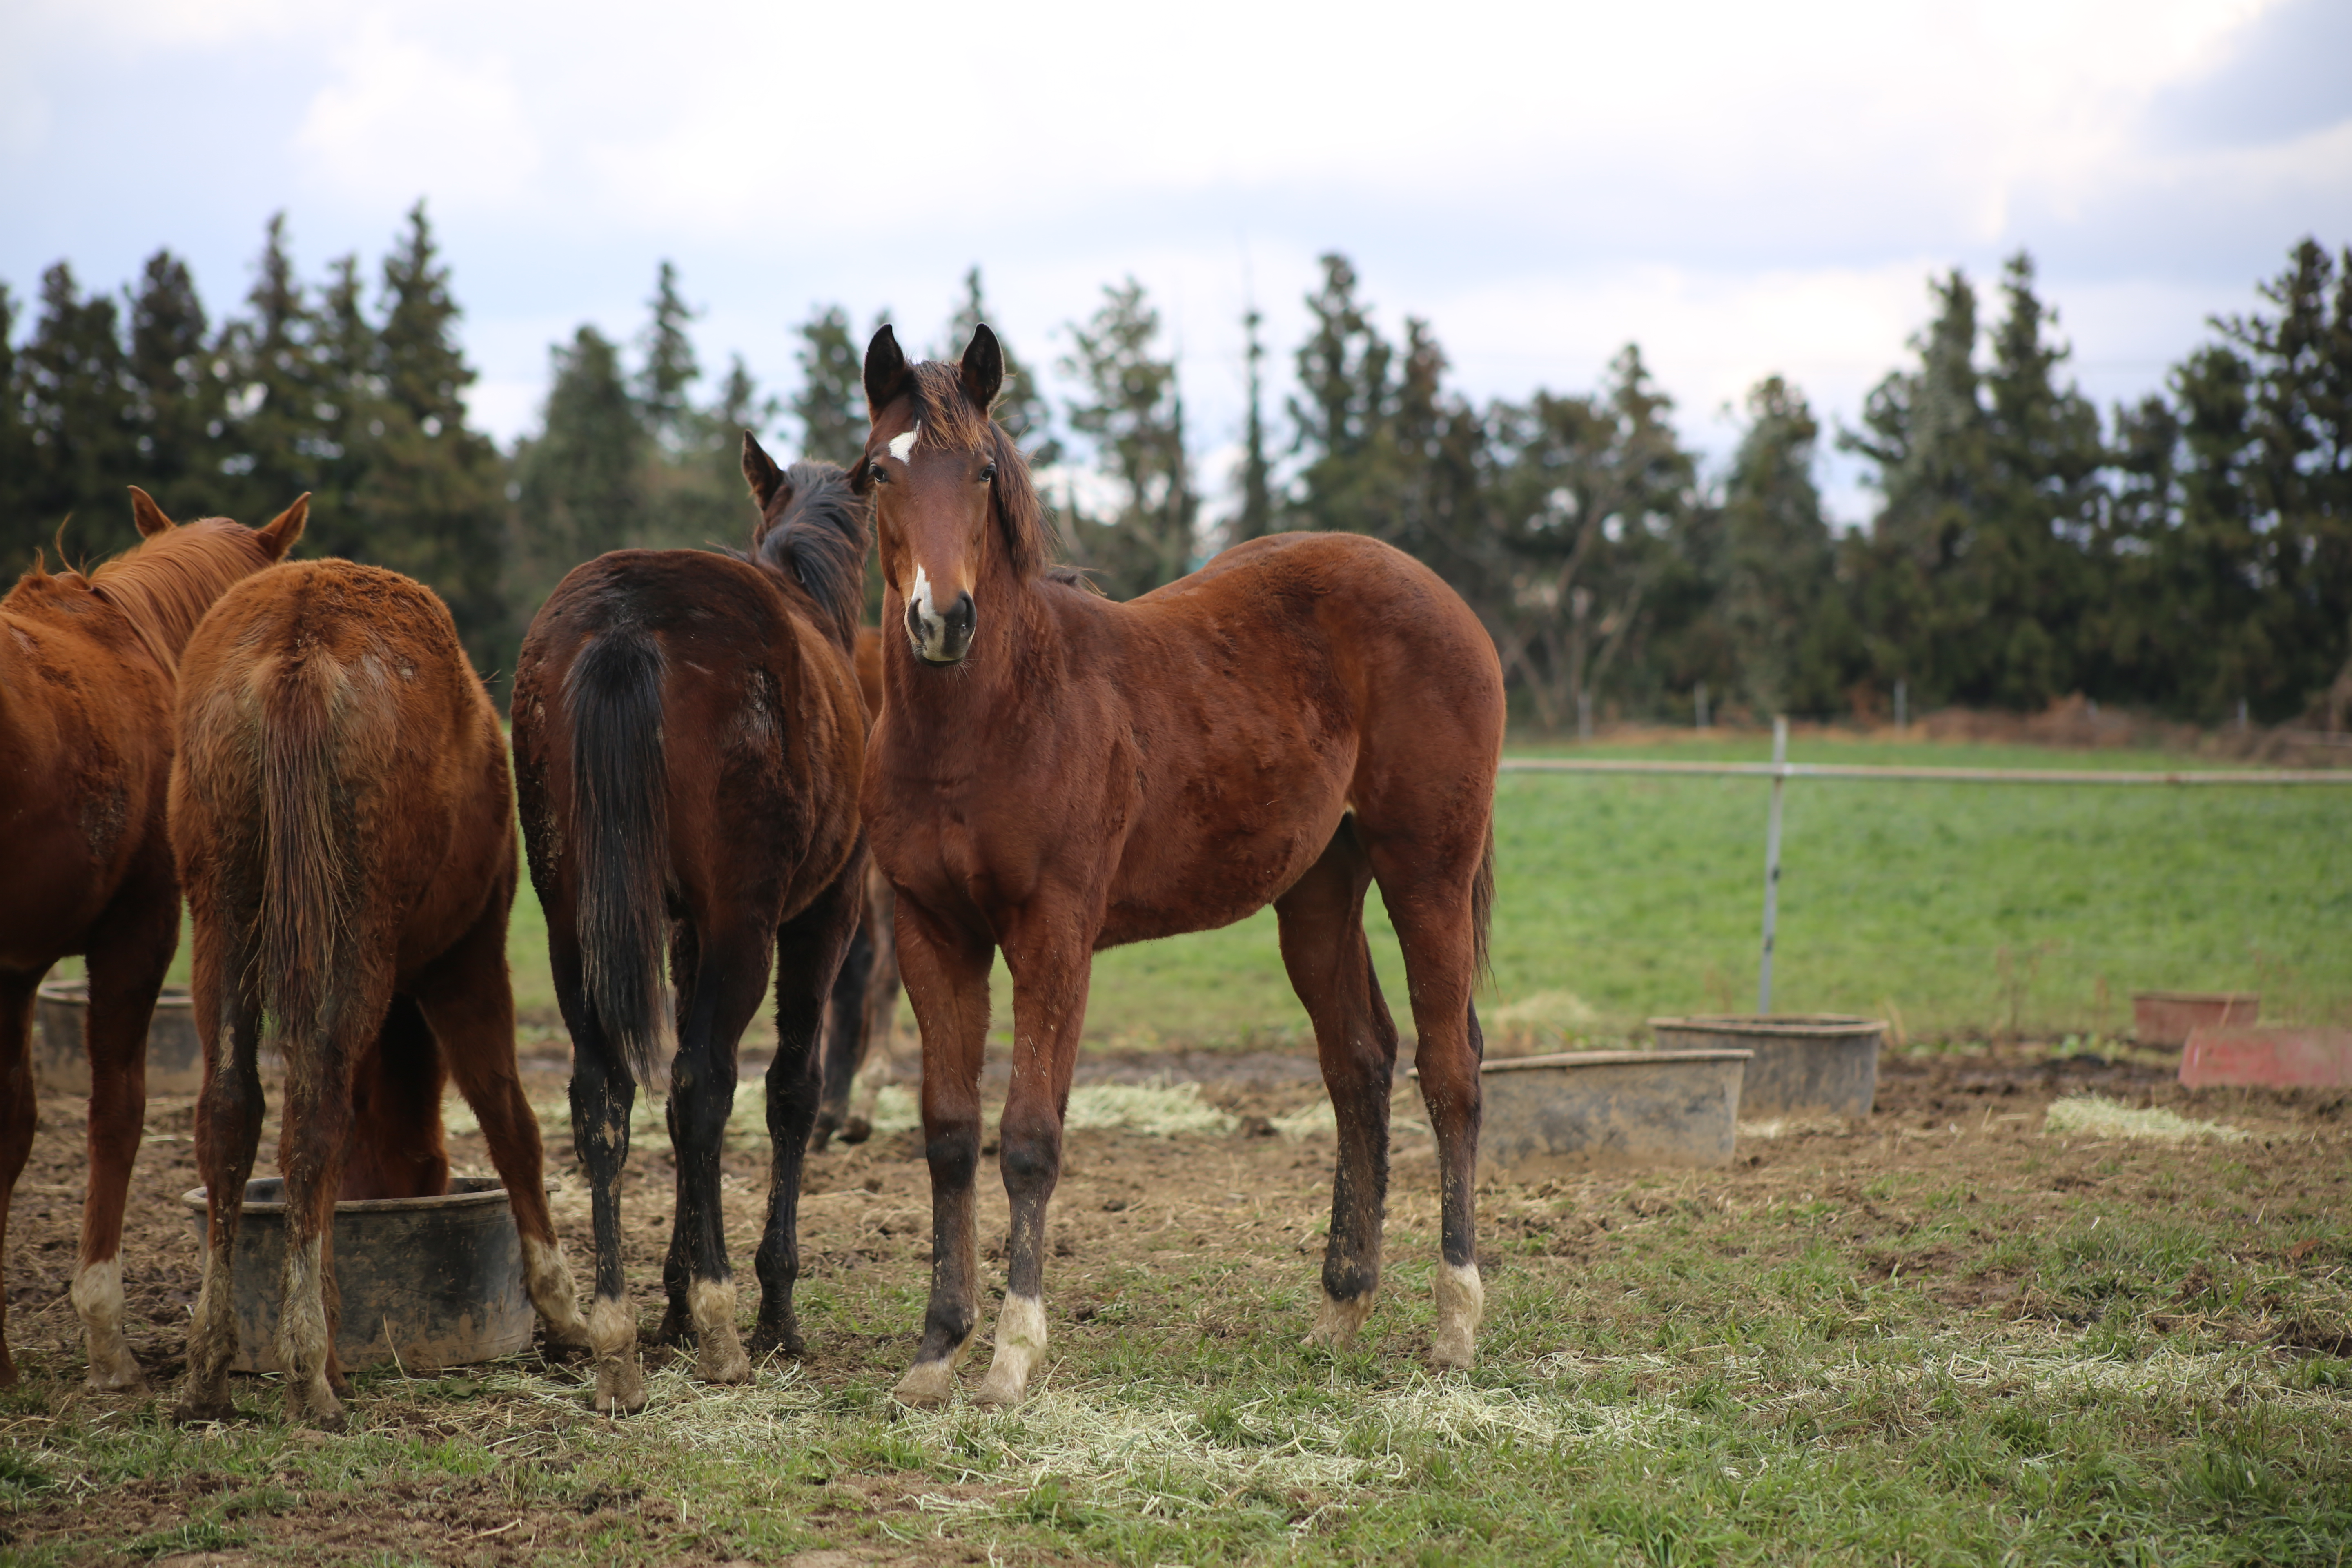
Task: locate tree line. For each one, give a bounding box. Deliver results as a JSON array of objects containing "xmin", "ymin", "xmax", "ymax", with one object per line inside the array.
[{"xmin": 6, "ymin": 212, "xmax": 2346, "ymax": 728}]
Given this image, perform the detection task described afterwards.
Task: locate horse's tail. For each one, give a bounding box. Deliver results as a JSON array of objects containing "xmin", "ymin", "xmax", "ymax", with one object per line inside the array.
[
  {"xmin": 564, "ymin": 628, "xmax": 672, "ymax": 1088},
  {"xmin": 258, "ymin": 653, "xmax": 354, "ymax": 1070},
  {"xmin": 1471, "ymin": 820, "xmax": 1495, "ymax": 987}
]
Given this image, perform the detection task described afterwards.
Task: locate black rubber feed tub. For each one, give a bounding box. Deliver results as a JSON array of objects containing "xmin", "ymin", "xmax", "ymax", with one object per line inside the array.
[
  {"xmin": 35, "ymin": 978, "xmax": 204, "ymax": 1096},
  {"xmin": 1648, "ymin": 1014, "xmax": 1882, "ymax": 1120},
  {"xmin": 182, "ymin": 1177, "xmax": 537, "ymax": 1373},
  {"xmin": 1466, "ymin": 1049, "xmax": 1751, "ymax": 1173}
]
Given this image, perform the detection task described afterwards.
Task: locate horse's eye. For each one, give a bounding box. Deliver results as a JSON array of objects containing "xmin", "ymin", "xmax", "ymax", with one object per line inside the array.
[
  {"xmin": 980, "ymin": 463, "xmax": 997, "ymax": 483},
  {"xmin": 867, "ymin": 462, "xmax": 889, "ymax": 485}
]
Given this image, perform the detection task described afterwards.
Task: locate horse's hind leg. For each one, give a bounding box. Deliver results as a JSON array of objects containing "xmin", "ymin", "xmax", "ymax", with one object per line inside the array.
[
  {"xmin": 1275, "ymin": 820, "xmax": 1399, "ymax": 1351},
  {"xmin": 178, "ymin": 907, "xmax": 265, "ymax": 1423},
  {"xmin": 416, "ymin": 896, "xmax": 589, "ymax": 1356},
  {"xmin": 1368, "ymin": 855, "xmax": 1487, "ymax": 1371},
  {"xmin": 551, "ymin": 910, "xmax": 646, "ymax": 1414},
  {"xmin": 847, "ymin": 875, "xmax": 904, "ymax": 1143},
  {"xmin": 809, "ymin": 909, "xmax": 875, "ymax": 1152},
  {"xmin": 0, "ymin": 970, "xmax": 40, "ymax": 1388},
  {"xmin": 274, "ymin": 980, "xmax": 385, "ymax": 1429},
  {"xmin": 666, "ymin": 916, "xmax": 773, "ymax": 1385},
  {"xmin": 74, "ymin": 858, "xmax": 180, "ymax": 1391},
  {"xmin": 753, "ymin": 863, "xmax": 861, "ymax": 1359}
]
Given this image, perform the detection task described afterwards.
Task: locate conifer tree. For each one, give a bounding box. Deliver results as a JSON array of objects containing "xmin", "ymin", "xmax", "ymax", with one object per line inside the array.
[
  {"xmin": 791, "ymin": 304, "xmax": 866, "ymax": 466},
  {"xmin": 1714, "ymin": 376, "xmax": 1849, "ymax": 716},
  {"xmin": 513, "ymin": 325, "xmax": 646, "ymax": 604},
  {"xmin": 1060, "ymin": 278, "xmax": 1194, "ymax": 597},
  {"xmin": 941, "ymin": 268, "xmax": 1059, "ymax": 464},
  {"xmin": 638, "ymin": 261, "xmax": 700, "ymax": 446},
  {"xmin": 14, "ymin": 263, "xmax": 138, "ymax": 564},
  {"xmin": 1228, "ymin": 304, "xmax": 1276, "ymax": 545},
  {"xmin": 125, "ymin": 249, "xmax": 229, "ymax": 521},
  {"xmin": 217, "ymin": 214, "xmax": 323, "ymax": 528}
]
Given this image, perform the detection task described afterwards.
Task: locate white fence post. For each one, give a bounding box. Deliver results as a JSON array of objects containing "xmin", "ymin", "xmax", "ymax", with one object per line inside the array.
[{"xmin": 1756, "ymin": 715, "xmax": 1788, "ymax": 1016}]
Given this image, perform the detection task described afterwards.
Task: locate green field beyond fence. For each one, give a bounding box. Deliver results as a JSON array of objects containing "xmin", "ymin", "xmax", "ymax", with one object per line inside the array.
[
  {"xmin": 71, "ymin": 733, "xmax": 2343, "ymax": 1049},
  {"xmin": 502, "ymin": 733, "xmax": 2346, "ymax": 1049}
]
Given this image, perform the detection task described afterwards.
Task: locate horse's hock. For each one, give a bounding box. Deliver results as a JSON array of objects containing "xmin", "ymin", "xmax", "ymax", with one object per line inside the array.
[
  {"xmin": 181, "ymin": 1178, "xmax": 538, "ymax": 1373},
  {"xmin": 1648, "ymin": 1014, "xmax": 1883, "ymax": 1121},
  {"xmin": 1461, "ymin": 1050, "xmax": 1753, "ymax": 1173},
  {"xmin": 34, "ymin": 976, "xmax": 204, "ymax": 1095}
]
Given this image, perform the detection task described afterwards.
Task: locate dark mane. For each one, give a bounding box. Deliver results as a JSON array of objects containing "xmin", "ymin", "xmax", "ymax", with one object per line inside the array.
[
  {"xmin": 859, "ymin": 360, "xmax": 1060, "ymax": 580},
  {"xmin": 745, "ymin": 461, "xmax": 869, "ymax": 652}
]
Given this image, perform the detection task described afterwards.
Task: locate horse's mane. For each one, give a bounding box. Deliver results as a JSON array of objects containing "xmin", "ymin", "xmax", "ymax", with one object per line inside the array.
[
  {"xmin": 84, "ymin": 521, "xmax": 280, "ymax": 674},
  {"xmin": 743, "ymin": 461, "xmax": 868, "ymax": 652},
  {"xmin": 866, "ymin": 361, "xmax": 1060, "ymax": 580}
]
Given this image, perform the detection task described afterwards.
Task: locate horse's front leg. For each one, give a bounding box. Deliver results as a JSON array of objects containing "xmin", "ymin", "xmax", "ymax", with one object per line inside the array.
[
  {"xmin": 891, "ymin": 899, "xmax": 993, "ymax": 1408},
  {"xmin": 974, "ymin": 923, "xmax": 1093, "ymax": 1408}
]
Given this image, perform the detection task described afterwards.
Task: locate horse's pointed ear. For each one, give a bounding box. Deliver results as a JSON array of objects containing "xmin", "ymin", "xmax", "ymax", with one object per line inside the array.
[
  {"xmin": 258, "ymin": 494, "xmax": 309, "ymax": 559},
  {"xmin": 864, "ymin": 323, "xmax": 913, "ymax": 419},
  {"xmin": 959, "ymin": 324, "xmax": 1004, "ymax": 413},
  {"xmin": 128, "ymin": 486, "xmax": 172, "ymax": 538},
  {"xmin": 742, "ymin": 431, "xmax": 787, "ymax": 510}
]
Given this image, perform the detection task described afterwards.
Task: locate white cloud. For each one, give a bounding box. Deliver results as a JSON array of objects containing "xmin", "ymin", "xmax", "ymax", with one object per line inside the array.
[{"xmin": 292, "ymin": 19, "xmax": 541, "ymax": 210}]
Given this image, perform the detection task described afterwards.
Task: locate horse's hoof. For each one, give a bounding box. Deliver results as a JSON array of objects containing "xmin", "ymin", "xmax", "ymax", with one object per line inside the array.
[
  {"xmin": 695, "ymin": 1334, "xmax": 751, "ymax": 1386},
  {"xmin": 289, "ymin": 1388, "xmax": 347, "ymax": 1431},
  {"xmin": 841, "ymin": 1116, "xmax": 873, "ymax": 1145},
  {"xmin": 1430, "ymin": 1334, "xmax": 1477, "ymax": 1371},
  {"xmin": 655, "ymin": 1303, "xmax": 694, "ymax": 1348},
  {"xmin": 1303, "ymin": 1292, "xmax": 1374, "ymax": 1351},
  {"xmin": 746, "ymin": 1324, "xmax": 806, "ymax": 1361},
  {"xmin": 541, "ymin": 1323, "xmax": 593, "ymax": 1359},
  {"xmin": 84, "ymin": 1353, "xmax": 146, "ymax": 1394},
  {"xmin": 893, "ymin": 1360, "xmax": 958, "ymax": 1409},
  {"xmin": 594, "ymin": 1355, "xmax": 648, "ymax": 1416},
  {"xmin": 174, "ymin": 1395, "xmax": 235, "ymax": 1425},
  {"xmin": 972, "ymin": 1368, "xmax": 1027, "ymax": 1408}
]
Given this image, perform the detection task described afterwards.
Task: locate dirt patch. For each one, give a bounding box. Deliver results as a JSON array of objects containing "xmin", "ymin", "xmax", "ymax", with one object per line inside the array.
[{"xmin": 5, "ymin": 1035, "xmax": 2347, "ymax": 1561}]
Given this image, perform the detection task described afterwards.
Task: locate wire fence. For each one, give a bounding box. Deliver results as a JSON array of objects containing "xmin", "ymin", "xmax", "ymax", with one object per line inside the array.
[{"xmin": 1499, "ymin": 722, "xmax": 2352, "ymax": 1013}]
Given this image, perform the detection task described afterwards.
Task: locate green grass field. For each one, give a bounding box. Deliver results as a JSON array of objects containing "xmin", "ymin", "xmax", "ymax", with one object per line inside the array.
[
  {"xmin": 492, "ymin": 731, "xmax": 2347, "ymax": 1049},
  {"xmin": 54, "ymin": 731, "xmax": 2348, "ymax": 1047}
]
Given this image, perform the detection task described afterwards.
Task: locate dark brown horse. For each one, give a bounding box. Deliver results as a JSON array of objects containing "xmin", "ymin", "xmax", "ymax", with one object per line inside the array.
[
  {"xmin": 512, "ymin": 440, "xmax": 868, "ymax": 1414},
  {"xmin": 173, "ymin": 559, "xmax": 591, "ymax": 1428},
  {"xmin": 0, "ymin": 489, "xmax": 305, "ymax": 1392},
  {"xmin": 812, "ymin": 627, "xmax": 904, "ymax": 1151},
  {"xmin": 857, "ymin": 326, "xmax": 1502, "ymax": 1407}
]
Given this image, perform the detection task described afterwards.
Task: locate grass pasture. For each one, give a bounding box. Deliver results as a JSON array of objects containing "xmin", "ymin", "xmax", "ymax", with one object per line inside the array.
[{"xmin": 4, "ymin": 1047, "xmax": 2352, "ymax": 1563}]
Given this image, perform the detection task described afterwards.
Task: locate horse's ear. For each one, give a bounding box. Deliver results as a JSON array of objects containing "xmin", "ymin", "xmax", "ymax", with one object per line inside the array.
[
  {"xmin": 128, "ymin": 486, "xmax": 172, "ymax": 537},
  {"xmin": 959, "ymin": 324, "xmax": 1004, "ymax": 414},
  {"xmin": 863, "ymin": 323, "xmax": 913, "ymax": 418},
  {"xmin": 741, "ymin": 431, "xmax": 787, "ymax": 510},
  {"xmin": 257, "ymin": 494, "xmax": 309, "ymax": 559}
]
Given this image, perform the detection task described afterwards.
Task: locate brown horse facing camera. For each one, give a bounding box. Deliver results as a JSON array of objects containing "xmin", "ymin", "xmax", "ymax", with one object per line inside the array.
[
  {"xmin": 856, "ymin": 326, "xmax": 1504, "ymax": 1409},
  {"xmin": 0, "ymin": 489, "xmax": 305, "ymax": 1392},
  {"xmin": 172, "ymin": 559, "xmax": 591, "ymax": 1429},
  {"xmin": 512, "ymin": 441, "xmax": 868, "ymax": 1415}
]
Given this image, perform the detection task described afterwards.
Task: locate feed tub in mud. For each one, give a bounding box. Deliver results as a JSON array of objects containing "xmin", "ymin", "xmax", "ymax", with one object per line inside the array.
[
  {"xmin": 2132, "ymin": 991, "xmax": 2260, "ymax": 1048},
  {"xmin": 1472, "ymin": 1050, "xmax": 1751, "ymax": 1172},
  {"xmin": 35, "ymin": 977, "xmax": 205, "ymax": 1096},
  {"xmin": 182, "ymin": 1177, "xmax": 537, "ymax": 1373},
  {"xmin": 1649, "ymin": 1014, "xmax": 1882, "ymax": 1120}
]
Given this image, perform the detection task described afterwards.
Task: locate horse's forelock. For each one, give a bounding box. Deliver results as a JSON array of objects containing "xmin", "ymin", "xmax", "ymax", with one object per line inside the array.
[{"xmin": 886, "ymin": 361, "xmax": 1057, "ymax": 581}]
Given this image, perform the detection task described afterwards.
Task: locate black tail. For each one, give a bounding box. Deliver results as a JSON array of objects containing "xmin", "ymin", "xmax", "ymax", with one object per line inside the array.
[{"xmin": 564, "ymin": 630, "xmax": 671, "ymax": 1087}]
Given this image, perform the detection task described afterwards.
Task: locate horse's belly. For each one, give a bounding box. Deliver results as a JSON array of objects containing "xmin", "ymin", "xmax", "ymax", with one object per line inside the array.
[{"xmin": 1095, "ymin": 811, "xmax": 1336, "ymax": 949}]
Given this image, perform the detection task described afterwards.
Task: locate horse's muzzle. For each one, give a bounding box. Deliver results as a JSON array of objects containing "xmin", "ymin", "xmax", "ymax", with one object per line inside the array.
[{"xmin": 909, "ymin": 590, "xmax": 976, "ymax": 665}]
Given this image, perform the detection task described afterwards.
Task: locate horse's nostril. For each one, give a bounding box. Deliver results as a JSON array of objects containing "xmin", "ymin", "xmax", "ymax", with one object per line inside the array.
[{"xmin": 949, "ymin": 592, "xmax": 975, "ymax": 633}]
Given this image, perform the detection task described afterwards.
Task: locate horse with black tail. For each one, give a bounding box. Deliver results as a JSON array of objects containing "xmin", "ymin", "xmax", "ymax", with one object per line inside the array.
[
  {"xmin": 512, "ymin": 439, "xmax": 869, "ymax": 1414},
  {"xmin": 173, "ymin": 558, "xmax": 591, "ymax": 1429}
]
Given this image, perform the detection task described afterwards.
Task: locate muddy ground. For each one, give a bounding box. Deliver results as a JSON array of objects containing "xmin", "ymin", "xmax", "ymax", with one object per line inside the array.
[{"xmin": 4, "ymin": 1040, "xmax": 2347, "ymax": 1562}]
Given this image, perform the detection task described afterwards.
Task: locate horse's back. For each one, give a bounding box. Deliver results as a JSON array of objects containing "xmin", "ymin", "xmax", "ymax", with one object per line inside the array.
[
  {"xmin": 516, "ymin": 549, "xmax": 865, "ymax": 924},
  {"xmin": 174, "ymin": 559, "xmax": 510, "ymax": 952}
]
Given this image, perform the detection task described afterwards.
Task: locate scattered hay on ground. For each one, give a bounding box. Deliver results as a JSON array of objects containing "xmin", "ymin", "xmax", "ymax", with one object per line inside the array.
[{"xmin": 2042, "ymin": 1094, "xmax": 2247, "ymax": 1143}]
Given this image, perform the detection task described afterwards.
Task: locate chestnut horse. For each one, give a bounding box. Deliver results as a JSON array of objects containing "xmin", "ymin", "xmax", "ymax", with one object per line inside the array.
[
  {"xmin": 0, "ymin": 489, "xmax": 305, "ymax": 1390},
  {"xmin": 512, "ymin": 439, "xmax": 867, "ymax": 1414},
  {"xmin": 812, "ymin": 627, "xmax": 903, "ymax": 1151},
  {"xmin": 856, "ymin": 326, "xmax": 1503, "ymax": 1408},
  {"xmin": 173, "ymin": 559, "xmax": 590, "ymax": 1428}
]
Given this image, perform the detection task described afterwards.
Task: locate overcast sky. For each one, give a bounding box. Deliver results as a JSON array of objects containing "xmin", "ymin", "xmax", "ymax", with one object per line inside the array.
[{"xmin": 4, "ymin": 0, "xmax": 2348, "ymax": 522}]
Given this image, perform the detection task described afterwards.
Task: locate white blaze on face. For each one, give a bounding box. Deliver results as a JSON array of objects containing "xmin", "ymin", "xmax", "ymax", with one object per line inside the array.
[
  {"xmin": 909, "ymin": 564, "xmax": 952, "ymax": 660},
  {"xmin": 888, "ymin": 422, "xmax": 920, "ymax": 463}
]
